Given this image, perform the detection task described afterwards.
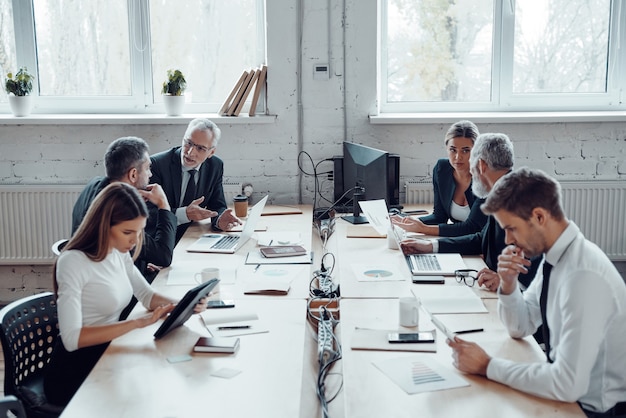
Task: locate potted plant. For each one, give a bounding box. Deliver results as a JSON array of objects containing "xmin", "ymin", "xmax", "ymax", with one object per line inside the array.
[
  {"xmin": 4, "ymin": 66, "xmax": 34, "ymax": 117},
  {"xmin": 161, "ymin": 69, "xmax": 186, "ymax": 116}
]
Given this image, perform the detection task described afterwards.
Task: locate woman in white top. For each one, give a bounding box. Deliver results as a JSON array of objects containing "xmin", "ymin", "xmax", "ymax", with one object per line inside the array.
[
  {"xmin": 44, "ymin": 183, "xmax": 190, "ymax": 407},
  {"xmin": 392, "ymin": 120, "xmax": 488, "ymax": 237}
]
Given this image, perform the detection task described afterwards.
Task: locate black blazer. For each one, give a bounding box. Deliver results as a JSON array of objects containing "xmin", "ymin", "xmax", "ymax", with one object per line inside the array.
[
  {"xmin": 420, "ymin": 158, "xmax": 488, "ymax": 237},
  {"xmin": 71, "ymin": 176, "xmax": 176, "ymax": 280},
  {"xmin": 149, "ymin": 147, "xmax": 227, "ymax": 241}
]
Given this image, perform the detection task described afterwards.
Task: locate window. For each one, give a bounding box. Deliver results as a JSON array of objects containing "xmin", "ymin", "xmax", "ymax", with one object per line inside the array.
[
  {"xmin": 1, "ymin": 0, "xmax": 266, "ymax": 113},
  {"xmin": 381, "ymin": 0, "xmax": 625, "ymax": 112}
]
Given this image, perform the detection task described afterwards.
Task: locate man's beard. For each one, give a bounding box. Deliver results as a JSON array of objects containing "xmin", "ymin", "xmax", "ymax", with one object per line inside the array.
[{"xmin": 472, "ymin": 178, "xmax": 490, "ymax": 199}]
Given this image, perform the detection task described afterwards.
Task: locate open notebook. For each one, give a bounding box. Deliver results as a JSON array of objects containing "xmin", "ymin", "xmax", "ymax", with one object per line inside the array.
[{"xmin": 187, "ymin": 195, "xmax": 268, "ymax": 254}]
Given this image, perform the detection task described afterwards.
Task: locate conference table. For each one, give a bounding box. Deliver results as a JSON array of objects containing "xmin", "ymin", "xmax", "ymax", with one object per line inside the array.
[{"xmin": 60, "ymin": 205, "xmax": 584, "ymax": 418}]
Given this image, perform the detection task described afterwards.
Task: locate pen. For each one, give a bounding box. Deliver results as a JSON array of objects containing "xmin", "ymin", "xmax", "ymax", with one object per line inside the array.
[
  {"xmin": 455, "ymin": 328, "xmax": 484, "ymax": 334},
  {"xmin": 217, "ymin": 325, "xmax": 250, "ymax": 330},
  {"xmin": 268, "ymin": 239, "xmax": 273, "ymax": 246},
  {"xmin": 254, "ymin": 264, "xmax": 260, "ymax": 272}
]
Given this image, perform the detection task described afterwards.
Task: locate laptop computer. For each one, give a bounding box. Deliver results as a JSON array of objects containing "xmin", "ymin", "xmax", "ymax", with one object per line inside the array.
[
  {"xmin": 186, "ymin": 195, "xmax": 269, "ymax": 254},
  {"xmin": 389, "ymin": 223, "xmax": 467, "ymax": 277},
  {"xmin": 154, "ymin": 278, "xmax": 219, "ymax": 339},
  {"xmin": 358, "ymin": 199, "xmax": 466, "ymax": 280}
]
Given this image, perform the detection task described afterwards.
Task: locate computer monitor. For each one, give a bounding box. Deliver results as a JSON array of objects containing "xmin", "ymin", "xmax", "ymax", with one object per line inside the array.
[{"xmin": 337, "ymin": 142, "xmax": 400, "ymax": 224}]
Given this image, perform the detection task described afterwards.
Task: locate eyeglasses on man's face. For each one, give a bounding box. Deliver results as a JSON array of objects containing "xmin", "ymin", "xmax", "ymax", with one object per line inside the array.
[
  {"xmin": 183, "ymin": 137, "xmax": 214, "ymax": 154},
  {"xmin": 455, "ymin": 269, "xmax": 478, "ymax": 287}
]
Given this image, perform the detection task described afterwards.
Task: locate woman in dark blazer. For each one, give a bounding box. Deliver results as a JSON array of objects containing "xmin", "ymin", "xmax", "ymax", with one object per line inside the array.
[{"xmin": 392, "ymin": 120, "xmax": 488, "ymax": 237}]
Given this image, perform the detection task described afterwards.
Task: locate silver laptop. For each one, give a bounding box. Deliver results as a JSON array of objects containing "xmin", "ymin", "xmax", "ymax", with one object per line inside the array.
[
  {"xmin": 389, "ymin": 223, "xmax": 467, "ymax": 276},
  {"xmin": 186, "ymin": 195, "xmax": 268, "ymax": 254}
]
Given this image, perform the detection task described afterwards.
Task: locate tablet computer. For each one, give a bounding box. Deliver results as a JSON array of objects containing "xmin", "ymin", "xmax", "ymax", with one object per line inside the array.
[{"xmin": 153, "ymin": 278, "xmax": 220, "ymax": 339}]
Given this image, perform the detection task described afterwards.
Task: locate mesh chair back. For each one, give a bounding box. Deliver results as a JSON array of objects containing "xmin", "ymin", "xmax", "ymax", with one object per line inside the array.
[{"xmin": 0, "ymin": 292, "xmax": 61, "ymax": 417}]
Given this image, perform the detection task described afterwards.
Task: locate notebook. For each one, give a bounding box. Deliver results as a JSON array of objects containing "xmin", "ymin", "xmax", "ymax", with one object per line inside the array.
[
  {"xmin": 187, "ymin": 195, "xmax": 269, "ymax": 254},
  {"xmin": 389, "ymin": 223, "xmax": 467, "ymax": 276}
]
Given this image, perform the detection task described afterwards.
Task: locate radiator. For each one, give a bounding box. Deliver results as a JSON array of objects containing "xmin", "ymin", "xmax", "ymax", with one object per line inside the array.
[
  {"xmin": 405, "ymin": 180, "xmax": 626, "ymax": 260},
  {"xmin": 0, "ymin": 185, "xmax": 83, "ymax": 265},
  {"xmin": 0, "ymin": 182, "xmax": 244, "ymax": 265},
  {"xmin": 223, "ymin": 182, "xmax": 242, "ymax": 204},
  {"xmin": 404, "ymin": 181, "xmax": 434, "ymax": 205}
]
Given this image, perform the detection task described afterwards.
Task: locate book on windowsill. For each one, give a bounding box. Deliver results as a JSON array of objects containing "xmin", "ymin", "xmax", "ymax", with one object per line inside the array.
[
  {"xmin": 193, "ymin": 337, "xmax": 240, "ymax": 353},
  {"xmin": 259, "ymin": 245, "xmax": 308, "ymax": 258}
]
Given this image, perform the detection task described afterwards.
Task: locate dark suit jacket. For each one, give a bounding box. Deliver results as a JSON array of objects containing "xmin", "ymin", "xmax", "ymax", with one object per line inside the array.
[
  {"xmin": 420, "ymin": 158, "xmax": 488, "ymax": 237},
  {"xmin": 71, "ymin": 177, "xmax": 176, "ymax": 281},
  {"xmin": 149, "ymin": 147, "xmax": 227, "ymax": 241},
  {"xmin": 438, "ymin": 215, "xmax": 540, "ymax": 288}
]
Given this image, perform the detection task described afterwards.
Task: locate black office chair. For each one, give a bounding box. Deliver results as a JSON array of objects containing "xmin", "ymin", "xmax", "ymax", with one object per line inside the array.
[
  {"xmin": 0, "ymin": 293, "xmax": 63, "ymax": 418},
  {"xmin": 50, "ymin": 239, "xmax": 68, "ymax": 257},
  {"xmin": 0, "ymin": 395, "xmax": 26, "ymax": 418}
]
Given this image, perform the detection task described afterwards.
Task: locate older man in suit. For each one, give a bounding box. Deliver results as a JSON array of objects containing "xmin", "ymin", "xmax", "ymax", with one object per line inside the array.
[{"xmin": 149, "ymin": 118, "xmax": 241, "ymax": 242}]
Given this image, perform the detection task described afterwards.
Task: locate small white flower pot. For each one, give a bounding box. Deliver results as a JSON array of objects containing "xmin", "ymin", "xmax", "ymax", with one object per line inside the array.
[
  {"xmin": 163, "ymin": 94, "xmax": 185, "ymax": 116},
  {"xmin": 8, "ymin": 95, "xmax": 33, "ymax": 117}
]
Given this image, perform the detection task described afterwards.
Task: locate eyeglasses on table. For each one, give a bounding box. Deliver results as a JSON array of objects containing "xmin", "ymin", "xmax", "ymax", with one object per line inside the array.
[{"xmin": 454, "ymin": 269, "xmax": 478, "ymax": 287}]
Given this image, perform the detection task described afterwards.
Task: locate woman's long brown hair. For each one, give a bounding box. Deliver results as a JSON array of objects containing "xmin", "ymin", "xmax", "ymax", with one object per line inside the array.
[{"xmin": 53, "ymin": 182, "xmax": 148, "ymax": 295}]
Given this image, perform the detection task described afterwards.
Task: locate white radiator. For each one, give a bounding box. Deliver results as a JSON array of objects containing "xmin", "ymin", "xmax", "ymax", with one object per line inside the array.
[
  {"xmin": 404, "ymin": 181, "xmax": 434, "ymax": 204},
  {"xmin": 0, "ymin": 182, "xmax": 244, "ymax": 265},
  {"xmin": 405, "ymin": 180, "xmax": 626, "ymax": 260},
  {"xmin": 0, "ymin": 185, "xmax": 83, "ymax": 265},
  {"xmin": 223, "ymin": 183, "xmax": 242, "ymax": 204}
]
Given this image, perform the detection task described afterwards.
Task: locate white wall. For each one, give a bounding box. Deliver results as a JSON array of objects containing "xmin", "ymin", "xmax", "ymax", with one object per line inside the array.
[{"xmin": 0, "ymin": 0, "xmax": 624, "ymax": 302}]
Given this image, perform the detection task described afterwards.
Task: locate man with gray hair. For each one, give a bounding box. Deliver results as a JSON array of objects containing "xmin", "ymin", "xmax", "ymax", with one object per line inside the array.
[
  {"xmin": 72, "ymin": 136, "xmax": 176, "ymax": 281},
  {"xmin": 400, "ymin": 133, "xmax": 540, "ymax": 290},
  {"xmin": 449, "ymin": 167, "xmax": 626, "ymax": 417},
  {"xmin": 150, "ymin": 118, "xmax": 241, "ymax": 242}
]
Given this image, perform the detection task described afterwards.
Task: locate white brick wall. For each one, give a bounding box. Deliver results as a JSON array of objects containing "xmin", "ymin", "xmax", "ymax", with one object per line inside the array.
[{"xmin": 0, "ymin": 0, "xmax": 624, "ymax": 299}]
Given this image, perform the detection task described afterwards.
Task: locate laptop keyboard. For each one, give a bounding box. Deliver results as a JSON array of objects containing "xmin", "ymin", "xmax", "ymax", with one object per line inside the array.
[
  {"xmin": 410, "ymin": 254, "xmax": 442, "ymax": 271},
  {"xmin": 211, "ymin": 235, "xmax": 239, "ymax": 249}
]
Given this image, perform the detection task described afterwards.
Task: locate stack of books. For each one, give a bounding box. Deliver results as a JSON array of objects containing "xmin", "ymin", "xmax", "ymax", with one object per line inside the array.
[{"xmin": 219, "ymin": 65, "xmax": 267, "ymax": 117}]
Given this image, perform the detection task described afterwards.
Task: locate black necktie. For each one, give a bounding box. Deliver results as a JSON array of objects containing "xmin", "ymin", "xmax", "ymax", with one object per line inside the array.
[
  {"xmin": 182, "ymin": 169, "xmax": 197, "ymax": 206},
  {"xmin": 540, "ymin": 261, "xmax": 553, "ymax": 363}
]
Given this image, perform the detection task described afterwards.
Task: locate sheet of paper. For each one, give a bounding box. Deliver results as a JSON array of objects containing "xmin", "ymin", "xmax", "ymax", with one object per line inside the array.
[
  {"xmin": 237, "ymin": 264, "xmax": 307, "ymax": 282},
  {"xmin": 166, "ymin": 261, "xmax": 237, "ymax": 286},
  {"xmin": 245, "ymin": 249, "xmax": 313, "ymax": 265},
  {"xmin": 351, "ymin": 263, "xmax": 408, "ymax": 282},
  {"xmin": 256, "ymin": 231, "xmax": 303, "ymax": 246},
  {"xmin": 373, "ymin": 355, "xmax": 469, "ymax": 394},
  {"xmin": 357, "ymin": 199, "xmax": 391, "ymax": 235},
  {"xmin": 350, "ymin": 327, "xmax": 437, "ymax": 353},
  {"xmin": 200, "ymin": 311, "xmax": 269, "ymax": 337},
  {"xmin": 414, "ymin": 285, "xmax": 488, "ymax": 314}
]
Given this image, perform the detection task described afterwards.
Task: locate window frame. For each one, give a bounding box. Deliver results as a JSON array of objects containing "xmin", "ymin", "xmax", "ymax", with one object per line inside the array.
[
  {"xmin": 379, "ymin": 0, "xmax": 626, "ymax": 113},
  {"xmin": 8, "ymin": 0, "xmax": 267, "ymax": 115}
]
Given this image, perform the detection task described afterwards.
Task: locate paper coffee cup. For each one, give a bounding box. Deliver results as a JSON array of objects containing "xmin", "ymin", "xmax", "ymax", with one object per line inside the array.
[{"xmin": 233, "ymin": 195, "xmax": 248, "ymax": 218}]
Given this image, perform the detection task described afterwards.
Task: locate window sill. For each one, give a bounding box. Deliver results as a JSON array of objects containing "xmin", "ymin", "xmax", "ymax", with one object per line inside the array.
[
  {"xmin": 369, "ymin": 111, "xmax": 626, "ymax": 124},
  {"xmin": 0, "ymin": 113, "xmax": 277, "ymax": 126}
]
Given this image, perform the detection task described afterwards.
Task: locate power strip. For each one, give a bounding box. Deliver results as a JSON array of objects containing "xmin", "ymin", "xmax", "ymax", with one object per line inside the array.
[
  {"xmin": 318, "ymin": 273, "xmax": 334, "ymax": 295},
  {"xmin": 317, "ymin": 308, "xmax": 334, "ymax": 363}
]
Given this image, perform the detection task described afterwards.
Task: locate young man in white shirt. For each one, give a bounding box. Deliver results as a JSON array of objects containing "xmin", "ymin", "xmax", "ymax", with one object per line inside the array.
[{"xmin": 448, "ymin": 167, "xmax": 626, "ymax": 417}]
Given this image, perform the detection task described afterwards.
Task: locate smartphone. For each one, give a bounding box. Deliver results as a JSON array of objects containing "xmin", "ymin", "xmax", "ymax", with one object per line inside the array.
[
  {"xmin": 206, "ymin": 300, "xmax": 235, "ymax": 309},
  {"xmin": 388, "ymin": 331, "xmax": 435, "ymax": 344}
]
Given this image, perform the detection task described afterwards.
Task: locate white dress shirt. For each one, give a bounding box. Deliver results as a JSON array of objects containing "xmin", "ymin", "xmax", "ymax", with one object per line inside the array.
[
  {"xmin": 487, "ymin": 222, "xmax": 626, "ymax": 413},
  {"xmin": 56, "ymin": 249, "xmax": 155, "ymax": 351}
]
